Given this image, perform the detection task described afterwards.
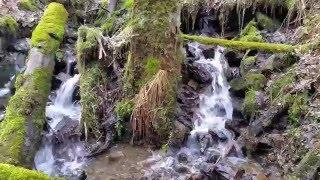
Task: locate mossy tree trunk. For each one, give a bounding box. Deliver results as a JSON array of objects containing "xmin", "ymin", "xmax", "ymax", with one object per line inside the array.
[
  {"xmin": 0, "ymin": 2, "xmax": 68, "ymax": 167},
  {"xmin": 125, "ymin": 0, "xmax": 182, "ymax": 145}
]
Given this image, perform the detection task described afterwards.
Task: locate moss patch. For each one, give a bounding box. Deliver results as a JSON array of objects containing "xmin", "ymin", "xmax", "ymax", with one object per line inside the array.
[
  {"xmin": 256, "ymin": 12, "xmax": 281, "ymax": 31},
  {"xmin": 240, "ymin": 56, "xmax": 257, "ymax": 75},
  {"xmin": 0, "ymin": 68, "xmax": 52, "ymax": 166},
  {"xmin": 0, "ymin": 15, "xmax": 18, "ymax": 35},
  {"xmin": 239, "ymin": 20, "xmax": 264, "ymax": 42},
  {"xmin": 18, "ymin": 0, "xmax": 38, "ymax": 11},
  {"xmin": 245, "ymin": 73, "xmax": 267, "ymax": 90},
  {"xmin": 243, "ymin": 89, "xmax": 257, "ymax": 119},
  {"xmin": 122, "ymin": 0, "xmax": 134, "ymax": 9},
  {"xmin": 288, "ymin": 93, "xmax": 308, "ymax": 125},
  {"xmin": 269, "ymin": 71, "xmax": 295, "ymax": 101},
  {"xmin": 31, "ymin": 2, "xmax": 68, "ymax": 54},
  {"xmin": 0, "ymin": 163, "xmax": 50, "ymax": 180}
]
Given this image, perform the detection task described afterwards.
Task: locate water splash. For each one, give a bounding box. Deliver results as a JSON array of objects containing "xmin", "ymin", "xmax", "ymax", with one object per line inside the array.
[
  {"xmin": 144, "ymin": 43, "xmax": 244, "ymax": 179},
  {"xmin": 35, "ymin": 74, "xmax": 85, "ymax": 176}
]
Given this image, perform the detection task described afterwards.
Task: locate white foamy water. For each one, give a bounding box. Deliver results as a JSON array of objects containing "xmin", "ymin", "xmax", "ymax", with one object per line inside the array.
[
  {"xmin": 35, "ymin": 73, "xmax": 85, "ymax": 176},
  {"xmin": 144, "ymin": 43, "xmax": 243, "ymax": 179}
]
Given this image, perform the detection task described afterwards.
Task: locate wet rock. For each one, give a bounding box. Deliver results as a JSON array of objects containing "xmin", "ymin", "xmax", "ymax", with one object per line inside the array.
[
  {"xmin": 229, "ymin": 78, "xmax": 246, "ymax": 97},
  {"xmin": 169, "ymin": 121, "xmax": 191, "ymax": 148},
  {"xmin": 186, "ymin": 61, "xmax": 213, "ymax": 85},
  {"xmin": 15, "ymin": 53, "xmax": 27, "ymax": 71},
  {"xmin": 72, "ymin": 86, "xmax": 80, "ymax": 102},
  {"xmin": 53, "ymin": 116, "xmax": 79, "ymax": 143},
  {"xmin": 226, "ymin": 67, "xmax": 241, "ymax": 81},
  {"xmin": 225, "ymin": 50, "xmax": 243, "ymax": 67},
  {"xmin": 202, "ymin": 47, "xmax": 215, "ymax": 59},
  {"xmin": 10, "ymin": 38, "xmax": 30, "ymax": 53},
  {"xmin": 271, "ymin": 53, "xmax": 299, "ymax": 72},
  {"xmin": 177, "ymin": 152, "xmax": 189, "ymax": 163},
  {"xmin": 173, "ymin": 164, "xmax": 190, "ymax": 174},
  {"xmin": 0, "ymin": 37, "xmax": 7, "ymax": 56}
]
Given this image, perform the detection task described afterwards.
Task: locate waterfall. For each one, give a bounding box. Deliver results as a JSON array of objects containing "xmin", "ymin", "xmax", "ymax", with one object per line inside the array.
[
  {"xmin": 35, "ymin": 57, "xmax": 85, "ymax": 176},
  {"xmin": 145, "ymin": 43, "xmax": 244, "ymax": 179}
]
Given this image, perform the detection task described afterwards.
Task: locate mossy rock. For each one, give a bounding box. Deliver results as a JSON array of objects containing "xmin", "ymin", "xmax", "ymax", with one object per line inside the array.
[
  {"xmin": 230, "ymin": 78, "xmax": 247, "ymax": 96},
  {"xmin": 0, "ymin": 163, "xmax": 51, "ymax": 180},
  {"xmin": 0, "ymin": 15, "xmax": 18, "ymax": 35},
  {"xmin": 256, "ymin": 12, "xmax": 281, "ymax": 32},
  {"xmin": 18, "ymin": 0, "xmax": 38, "ymax": 11},
  {"xmin": 272, "ymin": 53, "xmax": 299, "ymax": 71},
  {"xmin": 239, "ymin": 20, "xmax": 264, "ymax": 42},
  {"xmin": 240, "ymin": 56, "xmax": 257, "ymax": 75},
  {"xmin": 269, "ymin": 71, "xmax": 295, "ymax": 101},
  {"xmin": 288, "ymin": 93, "xmax": 308, "ymax": 125},
  {"xmin": 31, "ymin": 2, "xmax": 68, "ymax": 54},
  {"xmin": 243, "ymin": 89, "xmax": 258, "ymax": 119},
  {"xmin": 244, "ymin": 73, "xmax": 267, "ymax": 90}
]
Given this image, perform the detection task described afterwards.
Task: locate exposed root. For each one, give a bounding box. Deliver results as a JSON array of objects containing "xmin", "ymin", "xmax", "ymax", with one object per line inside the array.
[{"xmin": 131, "ymin": 70, "xmax": 171, "ymax": 143}]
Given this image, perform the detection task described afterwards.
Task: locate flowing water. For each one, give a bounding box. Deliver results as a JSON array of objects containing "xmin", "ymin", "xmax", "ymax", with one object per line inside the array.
[
  {"xmin": 34, "ymin": 59, "xmax": 86, "ymax": 176},
  {"xmin": 144, "ymin": 43, "xmax": 244, "ymax": 179}
]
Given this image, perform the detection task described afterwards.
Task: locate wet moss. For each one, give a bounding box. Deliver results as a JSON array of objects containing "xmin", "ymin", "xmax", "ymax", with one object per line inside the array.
[
  {"xmin": 245, "ymin": 73, "xmax": 267, "ymax": 90},
  {"xmin": 230, "ymin": 78, "xmax": 247, "ymax": 92},
  {"xmin": 288, "ymin": 93, "xmax": 308, "ymax": 125},
  {"xmin": 31, "ymin": 2, "xmax": 68, "ymax": 54},
  {"xmin": 240, "ymin": 56, "xmax": 257, "ymax": 75},
  {"xmin": 18, "ymin": 0, "xmax": 38, "ymax": 11},
  {"xmin": 0, "ymin": 68, "xmax": 52, "ymax": 166},
  {"xmin": 181, "ymin": 34, "xmax": 296, "ymax": 53},
  {"xmin": 0, "ymin": 163, "xmax": 50, "ymax": 180},
  {"xmin": 239, "ymin": 20, "xmax": 264, "ymax": 42},
  {"xmin": 269, "ymin": 71, "xmax": 295, "ymax": 101},
  {"xmin": 0, "ymin": 15, "xmax": 18, "ymax": 35},
  {"xmin": 122, "ymin": 0, "xmax": 134, "ymax": 9},
  {"xmin": 243, "ymin": 89, "xmax": 257, "ymax": 119}
]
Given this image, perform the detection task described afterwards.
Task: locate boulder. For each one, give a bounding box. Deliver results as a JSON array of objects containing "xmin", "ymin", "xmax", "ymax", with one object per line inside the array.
[
  {"xmin": 10, "ymin": 38, "xmax": 30, "ymax": 53},
  {"xmin": 185, "ymin": 61, "xmax": 213, "ymax": 85},
  {"xmin": 53, "ymin": 116, "xmax": 79, "ymax": 144}
]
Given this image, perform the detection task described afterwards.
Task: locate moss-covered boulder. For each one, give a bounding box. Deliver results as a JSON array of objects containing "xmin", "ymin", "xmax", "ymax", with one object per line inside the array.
[
  {"xmin": 244, "ymin": 73, "xmax": 267, "ymax": 91},
  {"xmin": 240, "ymin": 56, "xmax": 257, "ymax": 75},
  {"xmin": 0, "ymin": 163, "xmax": 50, "ymax": 180},
  {"xmin": 239, "ymin": 20, "xmax": 264, "ymax": 42},
  {"xmin": 271, "ymin": 53, "xmax": 299, "ymax": 71},
  {"xmin": 0, "ymin": 2, "xmax": 68, "ymax": 167},
  {"xmin": 243, "ymin": 89, "xmax": 258, "ymax": 119},
  {"xmin": 256, "ymin": 12, "xmax": 281, "ymax": 32},
  {"xmin": 0, "ymin": 15, "xmax": 18, "ymax": 36}
]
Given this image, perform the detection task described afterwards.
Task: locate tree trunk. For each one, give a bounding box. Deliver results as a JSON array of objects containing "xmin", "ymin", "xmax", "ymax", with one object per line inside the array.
[
  {"xmin": 0, "ymin": 2, "xmax": 68, "ymax": 167},
  {"xmin": 125, "ymin": 0, "xmax": 183, "ymax": 146}
]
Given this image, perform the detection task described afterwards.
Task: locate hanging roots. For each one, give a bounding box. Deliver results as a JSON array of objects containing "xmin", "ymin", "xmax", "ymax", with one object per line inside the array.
[{"xmin": 131, "ymin": 70, "xmax": 170, "ymax": 142}]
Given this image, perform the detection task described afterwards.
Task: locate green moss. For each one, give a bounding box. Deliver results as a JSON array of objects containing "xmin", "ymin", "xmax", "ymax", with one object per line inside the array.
[
  {"xmin": 269, "ymin": 71, "xmax": 295, "ymax": 101},
  {"xmin": 240, "ymin": 56, "xmax": 257, "ymax": 75},
  {"xmin": 18, "ymin": 0, "xmax": 38, "ymax": 11},
  {"xmin": 288, "ymin": 93, "xmax": 308, "ymax": 125},
  {"xmin": 272, "ymin": 53, "xmax": 299, "ymax": 71},
  {"xmin": 31, "ymin": 2, "xmax": 68, "ymax": 54},
  {"xmin": 243, "ymin": 89, "xmax": 257, "ymax": 119},
  {"xmin": 123, "ymin": 52, "xmax": 135, "ymax": 96},
  {"xmin": 256, "ymin": 12, "xmax": 280, "ymax": 31},
  {"xmin": 181, "ymin": 34, "xmax": 296, "ymax": 53},
  {"xmin": 0, "ymin": 68, "xmax": 52, "ymax": 166},
  {"xmin": 0, "ymin": 15, "xmax": 18, "ymax": 35},
  {"xmin": 76, "ymin": 26, "xmax": 100, "ymax": 54},
  {"xmin": 115, "ymin": 99, "xmax": 134, "ymax": 120},
  {"xmin": 144, "ymin": 57, "xmax": 161, "ymax": 77},
  {"xmin": 122, "ymin": 0, "xmax": 134, "ymax": 9},
  {"xmin": 294, "ymin": 148, "xmax": 320, "ymax": 178},
  {"xmin": 0, "ymin": 163, "xmax": 50, "ymax": 180},
  {"xmin": 239, "ymin": 20, "xmax": 264, "ymax": 42},
  {"xmin": 230, "ymin": 78, "xmax": 247, "ymax": 91},
  {"xmin": 245, "ymin": 73, "xmax": 267, "ymax": 90}
]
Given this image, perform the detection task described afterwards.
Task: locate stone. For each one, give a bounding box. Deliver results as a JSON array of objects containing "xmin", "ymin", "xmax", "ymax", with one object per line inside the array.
[
  {"xmin": 169, "ymin": 121, "xmax": 191, "ymax": 148},
  {"xmin": 202, "ymin": 47, "xmax": 215, "ymax": 59},
  {"xmin": 225, "ymin": 50, "xmax": 243, "ymax": 67},
  {"xmin": 186, "ymin": 61, "xmax": 213, "ymax": 85},
  {"xmin": 229, "ymin": 78, "xmax": 246, "ymax": 97},
  {"xmin": 11, "ymin": 38, "xmax": 30, "ymax": 53},
  {"xmin": 15, "ymin": 53, "xmax": 27, "ymax": 71},
  {"xmin": 53, "ymin": 116, "xmax": 79, "ymax": 143}
]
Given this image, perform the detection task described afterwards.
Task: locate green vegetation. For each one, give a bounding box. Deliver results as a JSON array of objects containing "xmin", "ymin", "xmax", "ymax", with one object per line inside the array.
[
  {"xmin": 0, "ymin": 68, "xmax": 52, "ymax": 166},
  {"xmin": 245, "ymin": 73, "xmax": 267, "ymax": 90},
  {"xmin": 256, "ymin": 12, "xmax": 280, "ymax": 31},
  {"xmin": 0, "ymin": 163, "xmax": 50, "ymax": 180},
  {"xmin": 18, "ymin": 0, "xmax": 38, "ymax": 11},
  {"xmin": 181, "ymin": 34, "xmax": 296, "ymax": 53},
  {"xmin": 230, "ymin": 78, "xmax": 247, "ymax": 92},
  {"xmin": 77, "ymin": 26, "xmax": 101, "ymax": 53},
  {"xmin": 0, "ymin": 15, "xmax": 18, "ymax": 35},
  {"xmin": 239, "ymin": 21, "xmax": 263, "ymax": 42},
  {"xmin": 115, "ymin": 99, "xmax": 134, "ymax": 120},
  {"xmin": 243, "ymin": 89, "xmax": 257, "ymax": 119},
  {"xmin": 294, "ymin": 147, "xmax": 320, "ymax": 178},
  {"xmin": 240, "ymin": 56, "xmax": 257, "ymax": 75},
  {"xmin": 122, "ymin": 0, "xmax": 134, "ymax": 9},
  {"xmin": 288, "ymin": 93, "xmax": 308, "ymax": 125},
  {"xmin": 31, "ymin": 2, "xmax": 68, "ymax": 54},
  {"xmin": 269, "ymin": 71, "xmax": 295, "ymax": 100}
]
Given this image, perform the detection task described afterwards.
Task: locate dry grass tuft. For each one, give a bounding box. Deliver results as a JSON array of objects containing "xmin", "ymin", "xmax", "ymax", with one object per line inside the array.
[{"xmin": 131, "ymin": 70, "xmax": 170, "ymax": 143}]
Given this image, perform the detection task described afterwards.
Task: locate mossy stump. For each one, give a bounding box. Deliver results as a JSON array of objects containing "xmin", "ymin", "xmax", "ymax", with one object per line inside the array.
[
  {"xmin": 125, "ymin": 0, "xmax": 182, "ymax": 146},
  {"xmin": 0, "ymin": 2, "xmax": 68, "ymax": 167}
]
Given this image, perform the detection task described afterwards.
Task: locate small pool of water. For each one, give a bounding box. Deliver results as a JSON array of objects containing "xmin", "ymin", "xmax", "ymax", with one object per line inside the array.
[{"xmin": 86, "ymin": 143, "xmax": 152, "ymax": 180}]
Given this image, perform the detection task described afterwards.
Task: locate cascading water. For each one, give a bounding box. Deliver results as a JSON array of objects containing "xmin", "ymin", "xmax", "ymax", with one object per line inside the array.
[
  {"xmin": 35, "ymin": 57, "xmax": 86, "ymax": 176},
  {"xmin": 145, "ymin": 42, "xmax": 245, "ymax": 179}
]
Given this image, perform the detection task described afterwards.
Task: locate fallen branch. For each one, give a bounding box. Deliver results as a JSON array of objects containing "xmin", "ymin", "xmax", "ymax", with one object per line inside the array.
[{"xmin": 181, "ymin": 34, "xmax": 296, "ymax": 53}]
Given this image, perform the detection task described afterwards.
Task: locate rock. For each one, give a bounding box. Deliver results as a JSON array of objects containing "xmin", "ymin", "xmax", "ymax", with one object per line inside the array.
[
  {"xmin": 186, "ymin": 61, "xmax": 213, "ymax": 85},
  {"xmin": 256, "ymin": 12, "xmax": 281, "ymax": 32},
  {"xmin": 10, "ymin": 38, "xmax": 30, "ymax": 53},
  {"xmin": 202, "ymin": 47, "xmax": 215, "ymax": 59},
  {"xmin": 225, "ymin": 50, "xmax": 243, "ymax": 67},
  {"xmin": 169, "ymin": 121, "xmax": 191, "ymax": 148},
  {"xmin": 0, "ymin": 37, "xmax": 7, "ymax": 55},
  {"xmin": 177, "ymin": 152, "xmax": 189, "ymax": 163},
  {"xmin": 15, "ymin": 53, "xmax": 27, "ymax": 71},
  {"xmin": 240, "ymin": 56, "xmax": 258, "ymax": 75},
  {"xmin": 53, "ymin": 116, "xmax": 79, "ymax": 143},
  {"xmin": 107, "ymin": 151, "xmax": 125, "ymax": 162},
  {"xmin": 226, "ymin": 67, "xmax": 241, "ymax": 81},
  {"xmin": 229, "ymin": 78, "xmax": 246, "ymax": 97},
  {"xmin": 173, "ymin": 164, "xmax": 190, "ymax": 174},
  {"xmin": 72, "ymin": 85, "xmax": 80, "ymax": 102},
  {"xmin": 271, "ymin": 53, "xmax": 299, "ymax": 72}
]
